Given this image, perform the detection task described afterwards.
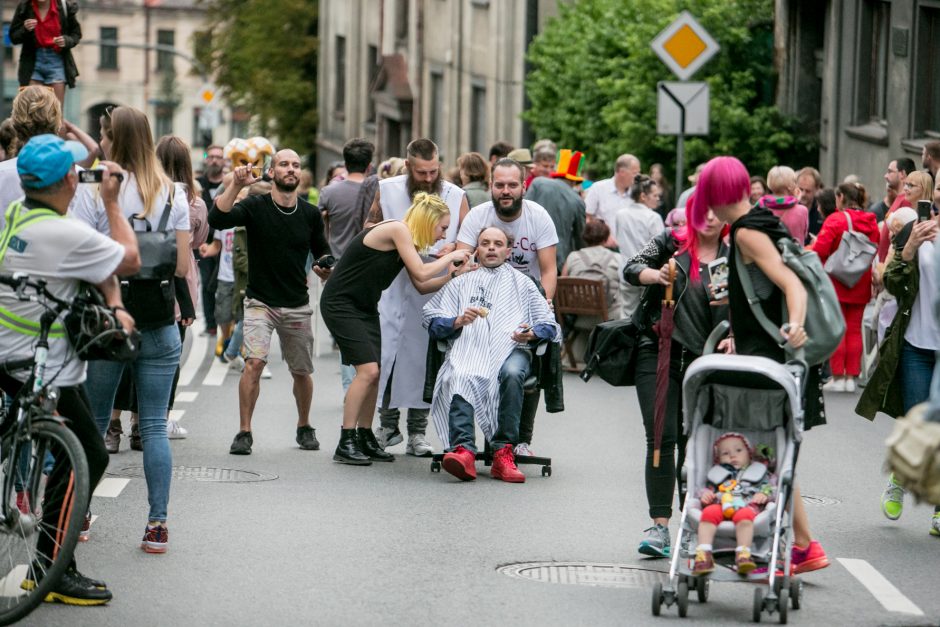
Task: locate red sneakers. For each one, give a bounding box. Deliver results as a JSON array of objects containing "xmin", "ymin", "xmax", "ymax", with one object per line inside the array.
[
  {"xmin": 491, "ymin": 444, "xmax": 526, "ymax": 483},
  {"xmin": 442, "ymin": 446, "xmax": 477, "ymax": 481},
  {"xmin": 141, "ymin": 524, "xmax": 168, "ymax": 554},
  {"xmin": 791, "ymin": 540, "xmax": 829, "ymax": 574}
]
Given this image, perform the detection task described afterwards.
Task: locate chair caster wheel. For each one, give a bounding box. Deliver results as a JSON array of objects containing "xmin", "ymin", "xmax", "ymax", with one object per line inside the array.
[
  {"xmin": 542, "ymin": 465, "xmax": 551, "ymax": 477},
  {"xmin": 430, "ymin": 461, "xmax": 441, "ymax": 473}
]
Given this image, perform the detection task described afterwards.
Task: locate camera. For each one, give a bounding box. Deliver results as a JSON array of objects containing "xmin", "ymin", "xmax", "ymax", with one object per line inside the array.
[
  {"xmin": 78, "ymin": 169, "xmax": 124, "ymax": 184},
  {"xmin": 917, "ymin": 199, "xmax": 934, "ymax": 222},
  {"xmin": 314, "ymin": 254, "xmax": 336, "ymax": 269}
]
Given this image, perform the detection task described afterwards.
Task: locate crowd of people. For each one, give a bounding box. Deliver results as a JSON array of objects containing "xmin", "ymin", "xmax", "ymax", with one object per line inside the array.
[{"xmin": 0, "ymin": 74, "xmax": 938, "ymax": 609}]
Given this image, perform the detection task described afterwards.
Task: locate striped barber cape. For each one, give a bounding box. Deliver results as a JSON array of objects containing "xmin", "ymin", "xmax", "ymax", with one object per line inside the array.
[{"xmin": 423, "ymin": 263, "xmax": 560, "ymax": 449}]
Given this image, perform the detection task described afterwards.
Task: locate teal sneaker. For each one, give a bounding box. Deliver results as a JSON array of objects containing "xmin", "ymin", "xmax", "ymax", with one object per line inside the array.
[
  {"xmin": 880, "ymin": 474, "xmax": 905, "ymax": 521},
  {"xmin": 930, "ymin": 512, "xmax": 940, "ymax": 537},
  {"xmin": 638, "ymin": 523, "xmax": 671, "ymax": 558}
]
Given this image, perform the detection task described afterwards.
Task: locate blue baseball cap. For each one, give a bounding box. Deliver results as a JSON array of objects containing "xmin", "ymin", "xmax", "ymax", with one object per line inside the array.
[{"xmin": 17, "ymin": 134, "xmax": 88, "ymax": 189}]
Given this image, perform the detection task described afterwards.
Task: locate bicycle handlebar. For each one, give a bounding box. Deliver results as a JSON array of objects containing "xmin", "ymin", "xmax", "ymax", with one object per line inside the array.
[{"xmin": 0, "ymin": 272, "xmax": 71, "ymax": 310}]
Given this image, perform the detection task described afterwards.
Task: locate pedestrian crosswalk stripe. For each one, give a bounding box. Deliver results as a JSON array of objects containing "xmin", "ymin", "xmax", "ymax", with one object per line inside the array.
[
  {"xmin": 174, "ymin": 391, "xmax": 198, "ymax": 403},
  {"xmin": 169, "ymin": 409, "xmax": 185, "ymax": 422},
  {"xmin": 202, "ymin": 356, "xmax": 227, "ymax": 386},
  {"xmin": 179, "ymin": 331, "xmax": 208, "ymax": 387},
  {"xmin": 838, "ymin": 557, "xmax": 924, "ymax": 615},
  {"xmin": 93, "ymin": 478, "xmax": 130, "ymax": 499}
]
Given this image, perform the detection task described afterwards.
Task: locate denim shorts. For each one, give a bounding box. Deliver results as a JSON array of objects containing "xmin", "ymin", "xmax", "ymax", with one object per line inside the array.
[{"xmin": 31, "ymin": 48, "xmax": 66, "ymax": 84}]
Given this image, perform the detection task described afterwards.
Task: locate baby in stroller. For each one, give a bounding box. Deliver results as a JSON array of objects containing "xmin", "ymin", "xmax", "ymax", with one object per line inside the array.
[{"xmin": 693, "ymin": 432, "xmax": 775, "ymax": 576}]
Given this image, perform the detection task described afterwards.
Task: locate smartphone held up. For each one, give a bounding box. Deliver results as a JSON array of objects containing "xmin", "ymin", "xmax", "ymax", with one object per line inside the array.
[
  {"xmin": 917, "ymin": 199, "xmax": 934, "ymax": 222},
  {"xmin": 78, "ymin": 169, "xmax": 124, "ymax": 184}
]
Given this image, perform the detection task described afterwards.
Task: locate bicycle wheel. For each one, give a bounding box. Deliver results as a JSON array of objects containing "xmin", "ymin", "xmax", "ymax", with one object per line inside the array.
[{"xmin": 0, "ymin": 418, "xmax": 89, "ymax": 625}]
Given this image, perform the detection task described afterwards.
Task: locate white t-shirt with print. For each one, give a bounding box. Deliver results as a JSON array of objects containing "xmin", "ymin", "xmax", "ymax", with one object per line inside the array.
[
  {"xmin": 215, "ymin": 227, "xmax": 236, "ymax": 283},
  {"xmin": 456, "ymin": 199, "xmax": 559, "ymax": 283},
  {"xmin": 70, "ymin": 177, "xmax": 191, "ymax": 236},
  {"xmin": 0, "ymin": 215, "xmax": 124, "ymax": 386}
]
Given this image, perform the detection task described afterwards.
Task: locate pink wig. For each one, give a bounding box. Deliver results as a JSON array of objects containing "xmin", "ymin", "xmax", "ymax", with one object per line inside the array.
[{"xmin": 688, "ymin": 156, "xmax": 750, "ymax": 231}]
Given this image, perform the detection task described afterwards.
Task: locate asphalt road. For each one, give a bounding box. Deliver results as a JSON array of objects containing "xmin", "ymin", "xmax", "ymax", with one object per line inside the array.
[{"xmin": 21, "ymin": 330, "xmax": 940, "ymax": 626}]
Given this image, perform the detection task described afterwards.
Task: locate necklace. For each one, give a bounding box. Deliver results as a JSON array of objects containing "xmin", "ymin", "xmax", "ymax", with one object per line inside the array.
[{"xmin": 269, "ymin": 195, "xmax": 298, "ymax": 216}]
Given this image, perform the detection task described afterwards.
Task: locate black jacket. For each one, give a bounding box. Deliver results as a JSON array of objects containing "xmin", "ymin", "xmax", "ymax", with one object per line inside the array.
[
  {"xmin": 10, "ymin": 0, "xmax": 81, "ymax": 88},
  {"xmin": 623, "ymin": 228, "xmax": 729, "ymax": 349}
]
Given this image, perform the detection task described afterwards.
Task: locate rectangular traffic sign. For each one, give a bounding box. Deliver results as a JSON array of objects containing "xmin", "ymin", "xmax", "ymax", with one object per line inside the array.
[{"xmin": 657, "ymin": 81, "xmax": 709, "ymax": 136}]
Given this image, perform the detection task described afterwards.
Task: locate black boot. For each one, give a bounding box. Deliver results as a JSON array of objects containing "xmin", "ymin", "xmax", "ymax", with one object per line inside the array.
[
  {"xmin": 333, "ymin": 428, "xmax": 371, "ymax": 465},
  {"xmin": 357, "ymin": 428, "xmax": 395, "ymax": 462}
]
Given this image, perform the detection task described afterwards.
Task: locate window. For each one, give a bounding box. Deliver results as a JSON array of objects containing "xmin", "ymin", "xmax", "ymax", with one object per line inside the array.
[
  {"xmin": 366, "ymin": 45, "xmax": 380, "ymax": 122},
  {"xmin": 193, "ymin": 107, "xmax": 213, "ymax": 148},
  {"xmin": 429, "ymin": 71, "xmax": 444, "ymax": 145},
  {"xmin": 154, "ymin": 108, "xmax": 173, "ymax": 138},
  {"xmin": 470, "ymin": 82, "xmax": 486, "ymax": 152},
  {"xmin": 230, "ymin": 107, "xmax": 250, "ymax": 140},
  {"xmin": 915, "ymin": 6, "xmax": 940, "ymax": 133},
  {"xmin": 395, "ymin": 0, "xmax": 409, "ymax": 43},
  {"xmin": 856, "ymin": 0, "xmax": 890, "ymax": 124},
  {"xmin": 99, "ymin": 27, "xmax": 118, "ymax": 69},
  {"xmin": 156, "ymin": 29, "xmax": 175, "ymax": 72},
  {"xmin": 335, "ymin": 36, "xmax": 346, "ymax": 115}
]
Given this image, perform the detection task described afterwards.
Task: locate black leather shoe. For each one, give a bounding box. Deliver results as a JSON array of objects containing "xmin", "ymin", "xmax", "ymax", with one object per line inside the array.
[
  {"xmin": 333, "ymin": 428, "xmax": 371, "ymax": 465},
  {"xmin": 357, "ymin": 428, "xmax": 394, "ymax": 462}
]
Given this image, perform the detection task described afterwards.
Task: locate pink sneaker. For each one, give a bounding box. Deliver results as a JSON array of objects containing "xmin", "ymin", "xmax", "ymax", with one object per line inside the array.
[
  {"xmin": 791, "ymin": 540, "xmax": 829, "ymax": 574},
  {"xmin": 141, "ymin": 524, "xmax": 168, "ymax": 554}
]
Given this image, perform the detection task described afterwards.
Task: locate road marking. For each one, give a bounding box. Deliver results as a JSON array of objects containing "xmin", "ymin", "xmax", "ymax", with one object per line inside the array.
[
  {"xmin": 202, "ymin": 356, "xmax": 227, "ymax": 386},
  {"xmin": 178, "ymin": 331, "xmax": 208, "ymax": 387},
  {"xmin": 93, "ymin": 477, "xmax": 130, "ymax": 499},
  {"xmin": 174, "ymin": 391, "xmax": 198, "ymax": 403},
  {"xmin": 169, "ymin": 409, "xmax": 185, "ymax": 422},
  {"xmin": 0, "ymin": 565, "xmax": 28, "ymax": 597},
  {"xmin": 838, "ymin": 558, "xmax": 924, "ymax": 615}
]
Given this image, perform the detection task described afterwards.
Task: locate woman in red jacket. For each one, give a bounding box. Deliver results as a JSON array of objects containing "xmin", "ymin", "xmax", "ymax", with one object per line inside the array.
[{"xmin": 813, "ymin": 182, "xmax": 879, "ymax": 392}]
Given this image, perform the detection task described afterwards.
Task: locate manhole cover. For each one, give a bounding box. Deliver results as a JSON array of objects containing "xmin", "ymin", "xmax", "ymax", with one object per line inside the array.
[
  {"xmin": 497, "ymin": 562, "xmax": 667, "ymax": 589},
  {"xmin": 801, "ymin": 494, "xmax": 841, "ymax": 506},
  {"xmin": 111, "ymin": 466, "xmax": 277, "ymax": 482}
]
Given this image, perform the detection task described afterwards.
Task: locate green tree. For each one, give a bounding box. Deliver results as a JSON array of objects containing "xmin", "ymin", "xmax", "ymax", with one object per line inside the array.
[
  {"xmin": 524, "ymin": 0, "xmax": 818, "ymax": 183},
  {"xmin": 195, "ymin": 0, "xmax": 318, "ymax": 157}
]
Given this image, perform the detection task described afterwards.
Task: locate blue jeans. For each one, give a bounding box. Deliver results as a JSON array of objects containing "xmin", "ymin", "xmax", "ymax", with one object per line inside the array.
[
  {"xmin": 447, "ymin": 348, "xmax": 530, "ymax": 452},
  {"xmin": 224, "ymin": 319, "xmax": 244, "ymax": 360},
  {"xmin": 900, "ymin": 340, "xmax": 936, "ymax": 414},
  {"xmin": 85, "ymin": 324, "xmax": 181, "ymax": 522}
]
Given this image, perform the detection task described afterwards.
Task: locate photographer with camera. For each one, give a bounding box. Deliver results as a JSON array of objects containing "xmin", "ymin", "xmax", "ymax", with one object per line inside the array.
[
  {"xmin": 209, "ymin": 148, "xmax": 333, "ymax": 456},
  {"xmin": 0, "ymin": 134, "xmax": 138, "ymax": 605}
]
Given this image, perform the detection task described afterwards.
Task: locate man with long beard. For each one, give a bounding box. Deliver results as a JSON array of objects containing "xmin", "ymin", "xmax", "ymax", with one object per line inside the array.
[
  {"xmin": 456, "ymin": 158, "xmax": 558, "ymax": 457},
  {"xmin": 365, "ymin": 138, "xmax": 469, "ymax": 457},
  {"xmin": 210, "ymin": 149, "xmax": 332, "ymax": 455}
]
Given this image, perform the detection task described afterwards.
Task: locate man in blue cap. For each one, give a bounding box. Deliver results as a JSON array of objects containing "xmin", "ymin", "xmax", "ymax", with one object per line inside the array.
[{"xmin": 0, "ymin": 134, "xmax": 139, "ymax": 605}]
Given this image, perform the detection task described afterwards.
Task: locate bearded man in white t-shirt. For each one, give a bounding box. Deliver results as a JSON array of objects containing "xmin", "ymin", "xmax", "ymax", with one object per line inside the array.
[{"xmin": 456, "ymin": 158, "xmax": 558, "ymax": 456}]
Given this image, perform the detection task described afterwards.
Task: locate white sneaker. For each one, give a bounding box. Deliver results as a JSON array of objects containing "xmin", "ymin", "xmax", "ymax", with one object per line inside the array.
[
  {"xmin": 822, "ymin": 378, "xmax": 846, "ymax": 393},
  {"xmin": 406, "ymin": 433, "xmax": 434, "ymax": 457},
  {"xmin": 844, "ymin": 377, "xmax": 856, "ymax": 393},
  {"xmin": 514, "ymin": 442, "xmax": 534, "ymax": 457},
  {"xmin": 374, "ymin": 426, "xmax": 403, "ymax": 449},
  {"xmin": 228, "ymin": 355, "xmax": 245, "ymax": 373},
  {"xmin": 261, "ymin": 366, "xmax": 273, "ymax": 379},
  {"xmin": 166, "ymin": 420, "xmax": 188, "ymax": 439}
]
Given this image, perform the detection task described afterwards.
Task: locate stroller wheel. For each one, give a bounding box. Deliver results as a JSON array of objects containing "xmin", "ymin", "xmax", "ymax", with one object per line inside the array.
[
  {"xmin": 696, "ymin": 578, "xmax": 709, "ymax": 603},
  {"xmin": 677, "ymin": 580, "xmax": 689, "ymax": 618},
  {"xmin": 753, "ymin": 587, "xmax": 765, "ymax": 623},
  {"xmin": 789, "ymin": 578, "xmax": 802, "ymax": 610},
  {"xmin": 778, "ymin": 588, "xmax": 789, "ymax": 624},
  {"xmin": 651, "ymin": 582, "xmax": 663, "ymax": 616}
]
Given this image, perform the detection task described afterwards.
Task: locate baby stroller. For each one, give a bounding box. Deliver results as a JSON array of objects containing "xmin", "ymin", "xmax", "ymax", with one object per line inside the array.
[{"xmin": 651, "ymin": 324, "xmax": 807, "ymax": 623}]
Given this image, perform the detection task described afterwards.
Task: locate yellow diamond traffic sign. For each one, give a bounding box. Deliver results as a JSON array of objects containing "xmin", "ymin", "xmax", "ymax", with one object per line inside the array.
[
  {"xmin": 651, "ymin": 11, "xmax": 719, "ymax": 80},
  {"xmin": 200, "ymin": 85, "xmax": 215, "ymax": 104}
]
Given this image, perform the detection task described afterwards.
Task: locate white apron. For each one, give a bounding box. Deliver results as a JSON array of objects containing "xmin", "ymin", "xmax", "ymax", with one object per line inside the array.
[{"xmin": 376, "ymin": 175, "xmax": 464, "ymax": 409}]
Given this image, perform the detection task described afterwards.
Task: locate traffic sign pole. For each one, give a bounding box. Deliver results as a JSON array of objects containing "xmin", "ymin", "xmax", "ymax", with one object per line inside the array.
[{"xmin": 660, "ymin": 84, "xmax": 686, "ymax": 198}]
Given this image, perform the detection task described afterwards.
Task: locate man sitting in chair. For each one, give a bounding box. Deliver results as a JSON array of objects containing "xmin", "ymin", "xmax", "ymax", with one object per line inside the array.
[{"xmin": 423, "ymin": 226, "xmax": 561, "ymax": 483}]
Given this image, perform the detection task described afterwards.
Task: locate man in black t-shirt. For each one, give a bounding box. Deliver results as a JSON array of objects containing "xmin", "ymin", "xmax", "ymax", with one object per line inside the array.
[
  {"xmin": 210, "ymin": 148, "xmax": 331, "ymax": 455},
  {"xmin": 196, "ymin": 144, "xmax": 225, "ymax": 335}
]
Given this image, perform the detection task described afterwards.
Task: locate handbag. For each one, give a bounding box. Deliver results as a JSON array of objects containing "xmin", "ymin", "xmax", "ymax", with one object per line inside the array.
[
  {"xmin": 123, "ymin": 192, "xmax": 177, "ymax": 281},
  {"xmin": 885, "ymin": 403, "xmax": 940, "ymax": 505},
  {"xmin": 823, "ymin": 211, "xmax": 877, "ymax": 288},
  {"xmin": 65, "ymin": 284, "xmax": 140, "ymax": 362},
  {"xmin": 735, "ymin": 238, "xmax": 845, "ymax": 365},
  {"xmin": 580, "ymin": 318, "xmax": 639, "ymax": 386}
]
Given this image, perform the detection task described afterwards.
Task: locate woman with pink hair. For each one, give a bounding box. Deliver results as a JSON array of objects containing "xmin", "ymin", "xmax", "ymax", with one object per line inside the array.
[{"xmin": 688, "ymin": 156, "xmax": 830, "ymax": 576}]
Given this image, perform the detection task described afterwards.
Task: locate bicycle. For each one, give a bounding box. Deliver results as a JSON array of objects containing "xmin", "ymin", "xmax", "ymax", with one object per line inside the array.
[{"xmin": 0, "ymin": 272, "xmax": 103, "ymax": 624}]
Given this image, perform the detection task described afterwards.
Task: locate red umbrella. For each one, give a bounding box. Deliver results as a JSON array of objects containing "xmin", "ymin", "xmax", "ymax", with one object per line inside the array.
[{"xmin": 652, "ymin": 258, "xmax": 677, "ymax": 468}]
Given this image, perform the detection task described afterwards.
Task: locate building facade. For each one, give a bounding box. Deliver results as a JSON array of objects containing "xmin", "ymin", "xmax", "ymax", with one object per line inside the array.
[
  {"xmin": 316, "ymin": 0, "xmax": 559, "ymax": 179},
  {"xmin": 776, "ymin": 0, "xmax": 939, "ymax": 192},
  {"xmin": 1, "ymin": 0, "xmax": 236, "ymax": 163}
]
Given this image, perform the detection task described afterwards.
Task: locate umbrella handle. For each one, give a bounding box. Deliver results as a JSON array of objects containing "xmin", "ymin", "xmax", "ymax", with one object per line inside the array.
[{"xmin": 664, "ymin": 258, "xmax": 677, "ymax": 304}]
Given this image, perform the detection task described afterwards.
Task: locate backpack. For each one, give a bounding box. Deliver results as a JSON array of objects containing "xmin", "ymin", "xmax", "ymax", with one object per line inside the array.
[
  {"xmin": 735, "ymin": 237, "xmax": 845, "ymax": 365},
  {"xmin": 580, "ymin": 318, "xmax": 639, "ymax": 386},
  {"xmin": 885, "ymin": 403, "xmax": 940, "ymax": 505}
]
